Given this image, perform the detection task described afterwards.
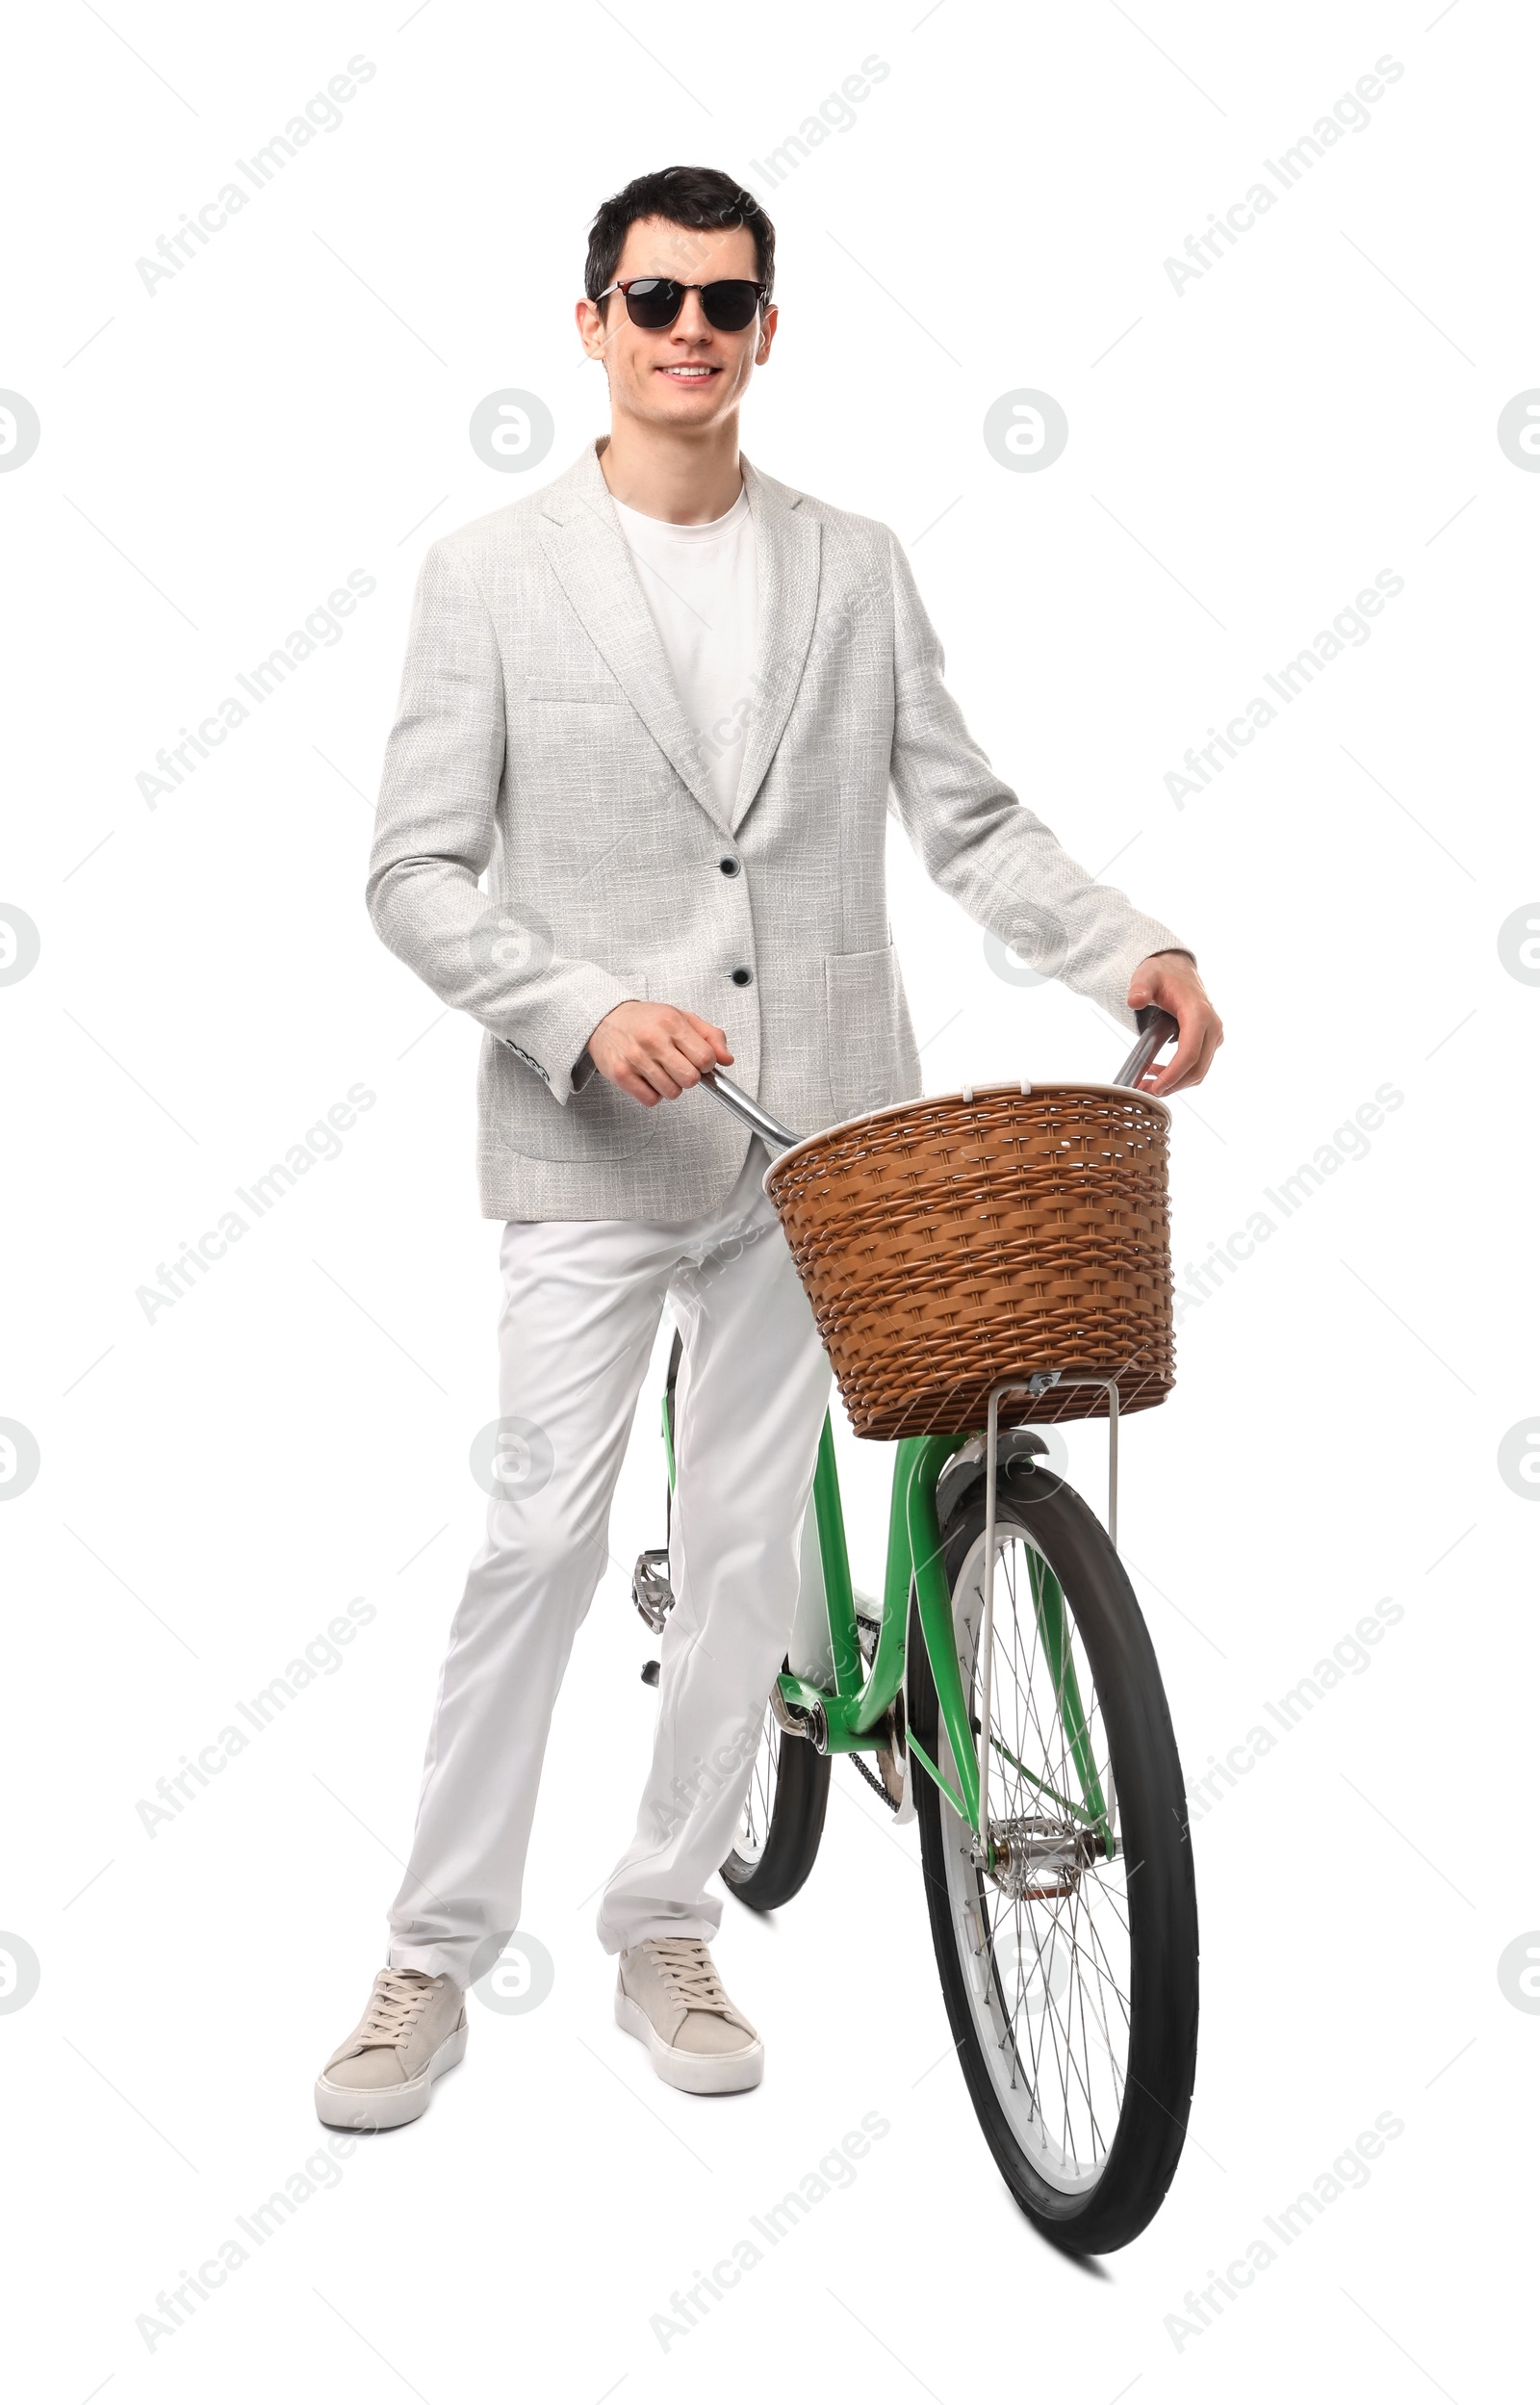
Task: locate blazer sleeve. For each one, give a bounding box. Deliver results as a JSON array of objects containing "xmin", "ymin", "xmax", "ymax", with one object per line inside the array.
[
  {"xmin": 365, "ymin": 540, "xmax": 635, "ymax": 1104},
  {"xmin": 884, "ymin": 529, "xmax": 1193, "ymax": 1028}
]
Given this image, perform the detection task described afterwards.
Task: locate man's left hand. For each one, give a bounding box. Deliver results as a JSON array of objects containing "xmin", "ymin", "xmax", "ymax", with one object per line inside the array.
[{"xmin": 1125, "ymin": 953, "xmax": 1223, "ymax": 1096}]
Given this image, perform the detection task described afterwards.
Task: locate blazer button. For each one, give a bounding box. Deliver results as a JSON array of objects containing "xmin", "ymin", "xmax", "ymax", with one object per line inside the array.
[
  {"xmin": 719, "ymin": 856, "xmax": 741, "ymax": 876},
  {"xmin": 730, "ymin": 967, "xmax": 753, "ymax": 987}
]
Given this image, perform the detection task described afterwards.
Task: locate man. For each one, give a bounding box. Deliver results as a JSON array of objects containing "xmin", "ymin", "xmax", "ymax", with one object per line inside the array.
[{"xmin": 315, "ymin": 164, "xmax": 1222, "ymax": 2130}]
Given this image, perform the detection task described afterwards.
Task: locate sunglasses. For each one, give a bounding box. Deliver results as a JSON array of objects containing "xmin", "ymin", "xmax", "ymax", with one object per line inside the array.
[{"xmin": 594, "ymin": 276, "xmax": 768, "ymax": 333}]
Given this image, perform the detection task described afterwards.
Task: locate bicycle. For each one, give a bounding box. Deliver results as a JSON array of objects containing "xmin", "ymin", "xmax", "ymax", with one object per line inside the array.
[{"xmin": 630, "ymin": 1011, "xmax": 1198, "ymax": 2255}]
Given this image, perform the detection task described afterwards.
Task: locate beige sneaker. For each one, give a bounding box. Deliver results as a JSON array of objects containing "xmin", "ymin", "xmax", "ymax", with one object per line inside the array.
[
  {"xmin": 615, "ymin": 1937, "xmax": 763, "ymax": 2094},
  {"xmin": 314, "ymin": 1967, "xmax": 468, "ymax": 2131}
]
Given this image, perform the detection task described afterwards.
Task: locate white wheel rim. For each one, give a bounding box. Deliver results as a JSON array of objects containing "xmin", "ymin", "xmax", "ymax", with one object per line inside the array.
[
  {"xmin": 732, "ymin": 1702, "xmax": 781, "ymax": 1866},
  {"xmin": 937, "ymin": 1522, "xmax": 1132, "ymax": 2196}
]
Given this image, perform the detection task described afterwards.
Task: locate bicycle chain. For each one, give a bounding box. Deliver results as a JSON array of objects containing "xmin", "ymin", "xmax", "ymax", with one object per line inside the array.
[
  {"xmin": 846, "ymin": 1747, "xmax": 900, "ymax": 1814},
  {"xmin": 848, "ymin": 1616, "xmax": 902, "ymax": 1814}
]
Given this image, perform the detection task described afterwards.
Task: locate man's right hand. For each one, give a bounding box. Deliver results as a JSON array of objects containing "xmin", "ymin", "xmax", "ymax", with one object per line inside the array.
[{"xmin": 585, "ymin": 999, "xmax": 733, "ymax": 1106}]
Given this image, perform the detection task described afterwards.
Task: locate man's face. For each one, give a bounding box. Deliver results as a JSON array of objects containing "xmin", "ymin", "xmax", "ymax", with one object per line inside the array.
[{"xmin": 577, "ymin": 216, "xmax": 776, "ymax": 429}]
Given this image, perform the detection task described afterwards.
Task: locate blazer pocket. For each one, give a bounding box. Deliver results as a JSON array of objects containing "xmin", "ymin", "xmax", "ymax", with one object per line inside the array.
[
  {"xmin": 521, "ymin": 677, "xmax": 627, "ymax": 706},
  {"xmin": 495, "ymin": 970, "xmax": 659, "ymax": 1164},
  {"xmin": 823, "ymin": 944, "xmax": 913, "ymax": 1125}
]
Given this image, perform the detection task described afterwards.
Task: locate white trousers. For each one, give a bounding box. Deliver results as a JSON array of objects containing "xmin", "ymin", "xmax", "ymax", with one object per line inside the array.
[{"xmin": 387, "ymin": 1139, "xmax": 833, "ymax": 1984}]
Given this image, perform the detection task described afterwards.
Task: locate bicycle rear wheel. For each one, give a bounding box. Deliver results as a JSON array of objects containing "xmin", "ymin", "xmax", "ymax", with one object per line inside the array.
[
  {"xmin": 720, "ymin": 1678, "xmax": 830, "ymax": 1910},
  {"xmin": 909, "ymin": 1460, "xmax": 1198, "ymax": 2253},
  {"xmin": 668, "ymin": 1318, "xmax": 827, "ymax": 1912}
]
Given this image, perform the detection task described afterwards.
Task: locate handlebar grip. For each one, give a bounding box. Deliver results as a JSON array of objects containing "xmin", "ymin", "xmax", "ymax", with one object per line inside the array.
[{"xmin": 1114, "ymin": 1006, "xmax": 1180, "ymax": 1091}]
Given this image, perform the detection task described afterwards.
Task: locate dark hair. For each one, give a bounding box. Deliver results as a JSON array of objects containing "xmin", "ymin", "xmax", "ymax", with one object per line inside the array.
[{"xmin": 584, "ymin": 165, "xmax": 776, "ymax": 305}]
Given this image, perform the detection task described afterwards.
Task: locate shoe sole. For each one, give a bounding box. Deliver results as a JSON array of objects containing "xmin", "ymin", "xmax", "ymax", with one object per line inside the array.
[
  {"xmin": 614, "ymin": 1986, "xmax": 764, "ymax": 2094},
  {"xmin": 314, "ymin": 2019, "xmax": 468, "ymax": 2131}
]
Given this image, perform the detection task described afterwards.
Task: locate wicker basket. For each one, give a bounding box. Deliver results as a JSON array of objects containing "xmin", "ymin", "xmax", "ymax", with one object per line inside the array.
[{"xmin": 763, "ymin": 1080, "xmax": 1174, "ymax": 1440}]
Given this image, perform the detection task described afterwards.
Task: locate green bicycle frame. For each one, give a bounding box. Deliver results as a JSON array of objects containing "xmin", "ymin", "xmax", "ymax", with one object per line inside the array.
[{"xmin": 660, "ymin": 1384, "xmax": 1112, "ymax": 1850}]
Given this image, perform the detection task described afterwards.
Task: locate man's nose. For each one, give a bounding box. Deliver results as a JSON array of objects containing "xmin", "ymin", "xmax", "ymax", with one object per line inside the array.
[{"xmin": 671, "ymin": 290, "xmax": 713, "ymax": 341}]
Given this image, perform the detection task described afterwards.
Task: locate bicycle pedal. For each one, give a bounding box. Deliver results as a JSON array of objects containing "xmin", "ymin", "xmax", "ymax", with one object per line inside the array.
[
  {"xmin": 641, "ymin": 1658, "xmax": 660, "ymax": 1686},
  {"xmin": 631, "ymin": 1547, "xmax": 674, "ymax": 1632}
]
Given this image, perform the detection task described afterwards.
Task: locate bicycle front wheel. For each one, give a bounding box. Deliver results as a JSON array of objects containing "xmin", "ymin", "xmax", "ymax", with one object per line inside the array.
[{"xmin": 909, "ymin": 1460, "xmax": 1198, "ymax": 2253}]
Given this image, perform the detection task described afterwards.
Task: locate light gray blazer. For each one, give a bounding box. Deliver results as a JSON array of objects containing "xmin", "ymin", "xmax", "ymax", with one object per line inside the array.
[{"xmin": 367, "ymin": 440, "xmax": 1188, "ymax": 1222}]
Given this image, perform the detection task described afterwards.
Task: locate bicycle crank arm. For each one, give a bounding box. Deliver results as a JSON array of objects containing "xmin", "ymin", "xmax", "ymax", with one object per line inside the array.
[{"xmin": 769, "ymin": 1679, "xmax": 826, "ymax": 1747}]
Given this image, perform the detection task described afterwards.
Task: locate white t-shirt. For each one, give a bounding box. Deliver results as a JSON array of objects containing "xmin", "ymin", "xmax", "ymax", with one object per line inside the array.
[{"xmin": 610, "ymin": 482, "xmax": 759, "ymax": 822}]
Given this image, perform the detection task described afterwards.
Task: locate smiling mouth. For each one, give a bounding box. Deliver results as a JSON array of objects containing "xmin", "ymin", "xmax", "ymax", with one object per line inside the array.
[{"xmin": 658, "ymin": 364, "xmax": 719, "ymax": 379}]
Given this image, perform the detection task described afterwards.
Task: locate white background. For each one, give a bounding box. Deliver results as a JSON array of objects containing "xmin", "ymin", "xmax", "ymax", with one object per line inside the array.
[{"xmin": 2, "ymin": 1, "xmax": 1533, "ymax": 2397}]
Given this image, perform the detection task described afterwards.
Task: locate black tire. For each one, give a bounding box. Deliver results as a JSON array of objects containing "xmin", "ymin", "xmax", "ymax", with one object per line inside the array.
[
  {"xmin": 909, "ymin": 1462, "xmax": 1199, "ymax": 2254},
  {"xmin": 720, "ymin": 1677, "xmax": 831, "ymax": 1910},
  {"xmin": 659, "ymin": 1318, "xmax": 831, "ymax": 1914}
]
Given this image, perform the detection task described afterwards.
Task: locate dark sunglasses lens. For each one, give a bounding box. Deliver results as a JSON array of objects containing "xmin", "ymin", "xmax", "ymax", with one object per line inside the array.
[
  {"xmin": 623, "ymin": 279, "xmax": 683, "ymax": 327},
  {"xmin": 702, "ymin": 280, "xmax": 760, "ymax": 331}
]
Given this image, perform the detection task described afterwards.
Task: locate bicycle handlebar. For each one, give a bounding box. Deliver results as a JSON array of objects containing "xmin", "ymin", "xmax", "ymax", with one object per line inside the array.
[
  {"xmin": 1111, "ymin": 1005, "xmax": 1180, "ymax": 1092},
  {"xmin": 696, "ymin": 1003, "xmax": 1183, "ymax": 1154},
  {"xmin": 695, "ymin": 1068, "xmax": 802, "ymax": 1152}
]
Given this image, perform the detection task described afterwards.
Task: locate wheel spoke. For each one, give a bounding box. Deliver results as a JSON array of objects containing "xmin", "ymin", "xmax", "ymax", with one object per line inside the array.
[
  {"xmin": 940, "ymin": 1520, "xmax": 1136, "ymax": 2190},
  {"xmin": 732, "ymin": 1702, "xmax": 779, "ymax": 1863}
]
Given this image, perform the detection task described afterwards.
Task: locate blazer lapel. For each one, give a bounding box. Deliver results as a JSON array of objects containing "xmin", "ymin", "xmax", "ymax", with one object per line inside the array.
[
  {"xmin": 536, "ymin": 442, "xmax": 724, "ymax": 831},
  {"xmin": 732, "ymin": 456, "xmax": 822, "ymax": 835}
]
